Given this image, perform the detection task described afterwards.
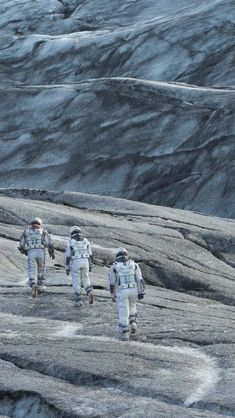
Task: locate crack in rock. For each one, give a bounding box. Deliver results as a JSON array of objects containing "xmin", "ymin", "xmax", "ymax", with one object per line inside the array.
[{"xmin": 0, "ymin": 390, "xmax": 62, "ymax": 418}]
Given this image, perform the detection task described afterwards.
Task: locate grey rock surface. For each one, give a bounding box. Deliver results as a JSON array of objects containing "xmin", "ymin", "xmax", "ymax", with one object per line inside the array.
[
  {"xmin": 0, "ymin": 0, "xmax": 234, "ymax": 218},
  {"xmin": 0, "ymin": 189, "xmax": 234, "ymax": 417},
  {"xmin": 1, "ymin": 187, "xmax": 235, "ymax": 304}
]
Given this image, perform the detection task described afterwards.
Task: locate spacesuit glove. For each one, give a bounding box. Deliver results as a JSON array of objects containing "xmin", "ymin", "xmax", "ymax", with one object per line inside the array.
[
  {"xmin": 18, "ymin": 247, "xmax": 28, "ymax": 256},
  {"xmin": 138, "ymin": 293, "xmax": 144, "ymax": 300},
  {"xmin": 48, "ymin": 244, "xmax": 55, "ymax": 259},
  {"xmin": 109, "ymin": 285, "xmax": 116, "ymax": 301},
  {"xmin": 48, "ymin": 246, "xmax": 55, "ymax": 259}
]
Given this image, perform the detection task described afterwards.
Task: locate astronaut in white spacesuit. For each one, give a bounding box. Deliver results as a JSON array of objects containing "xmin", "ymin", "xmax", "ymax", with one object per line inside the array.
[
  {"xmin": 65, "ymin": 226, "xmax": 94, "ymax": 306},
  {"xmin": 108, "ymin": 248, "xmax": 145, "ymax": 341},
  {"xmin": 18, "ymin": 217, "xmax": 55, "ymax": 290}
]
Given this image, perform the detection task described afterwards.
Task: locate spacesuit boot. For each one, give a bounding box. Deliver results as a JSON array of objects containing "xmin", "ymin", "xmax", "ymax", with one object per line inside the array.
[
  {"xmin": 130, "ymin": 321, "xmax": 137, "ymax": 335},
  {"xmin": 85, "ymin": 285, "xmax": 94, "ymax": 304},
  {"xmin": 88, "ymin": 291, "xmax": 94, "ymax": 304},
  {"xmin": 122, "ymin": 330, "xmax": 130, "ymax": 341},
  {"xmin": 28, "ymin": 278, "xmax": 36, "ymax": 288},
  {"xmin": 31, "ymin": 283, "xmax": 40, "ymax": 301},
  {"xmin": 38, "ymin": 277, "xmax": 47, "ymax": 291},
  {"xmin": 74, "ymin": 292, "xmax": 83, "ymax": 306},
  {"xmin": 119, "ymin": 324, "xmax": 129, "ymax": 341}
]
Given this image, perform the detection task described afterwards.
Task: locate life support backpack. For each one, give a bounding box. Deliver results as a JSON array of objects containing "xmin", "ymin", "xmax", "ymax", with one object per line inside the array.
[
  {"xmin": 115, "ymin": 260, "xmax": 136, "ymax": 287},
  {"xmin": 25, "ymin": 228, "xmax": 45, "ymax": 250},
  {"xmin": 70, "ymin": 238, "xmax": 90, "ymax": 259}
]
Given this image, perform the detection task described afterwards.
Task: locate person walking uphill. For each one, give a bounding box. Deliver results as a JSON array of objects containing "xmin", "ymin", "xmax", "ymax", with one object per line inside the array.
[
  {"xmin": 109, "ymin": 248, "xmax": 145, "ymax": 341},
  {"xmin": 65, "ymin": 226, "xmax": 94, "ymax": 306},
  {"xmin": 18, "ymin": 217, "xmax": 55, "ymax": 295}
]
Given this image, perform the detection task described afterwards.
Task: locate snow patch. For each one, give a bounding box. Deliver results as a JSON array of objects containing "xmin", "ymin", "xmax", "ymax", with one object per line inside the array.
[
  {"xmin": 183, "ymin": 353, "xmax": 220, "ymax": 407},
  {"xmin": 133, "ymin": 341, "xmax": 220, "ymax": 406},
  {"xmin": 55, "ymin": 322, "xmax": 83, "ymax": 338}
]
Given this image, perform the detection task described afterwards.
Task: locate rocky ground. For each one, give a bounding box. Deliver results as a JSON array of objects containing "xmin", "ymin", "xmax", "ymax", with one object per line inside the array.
[{"xmin": 0, "ymin": 189, "xmax": 234, "ymax": 417}]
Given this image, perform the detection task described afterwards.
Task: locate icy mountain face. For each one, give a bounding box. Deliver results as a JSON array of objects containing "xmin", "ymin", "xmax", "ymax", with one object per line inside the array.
[
  {"xmin": 1, "ymin": 80, "xmax": 234, "ymax": 217},
  {"xmin": 0, "ymin": 0, "xmax": 234, "ymax": 86},
  {"xmin": 0, "ymin": 0, "xmax": 235, "ymax": 217}
]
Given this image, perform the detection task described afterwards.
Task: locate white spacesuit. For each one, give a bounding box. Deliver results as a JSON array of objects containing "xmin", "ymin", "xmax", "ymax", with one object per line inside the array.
[
  {"xmin": 108, "ymin": 248, "xmax": 145, "ymax": 341},
  {"xmin": 18, "ymin": 217, "xmax": 55, "ymax": 288},
  {"xmin": 65, "ymin": 226, "xmax": 94, "ymax": 305}
]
